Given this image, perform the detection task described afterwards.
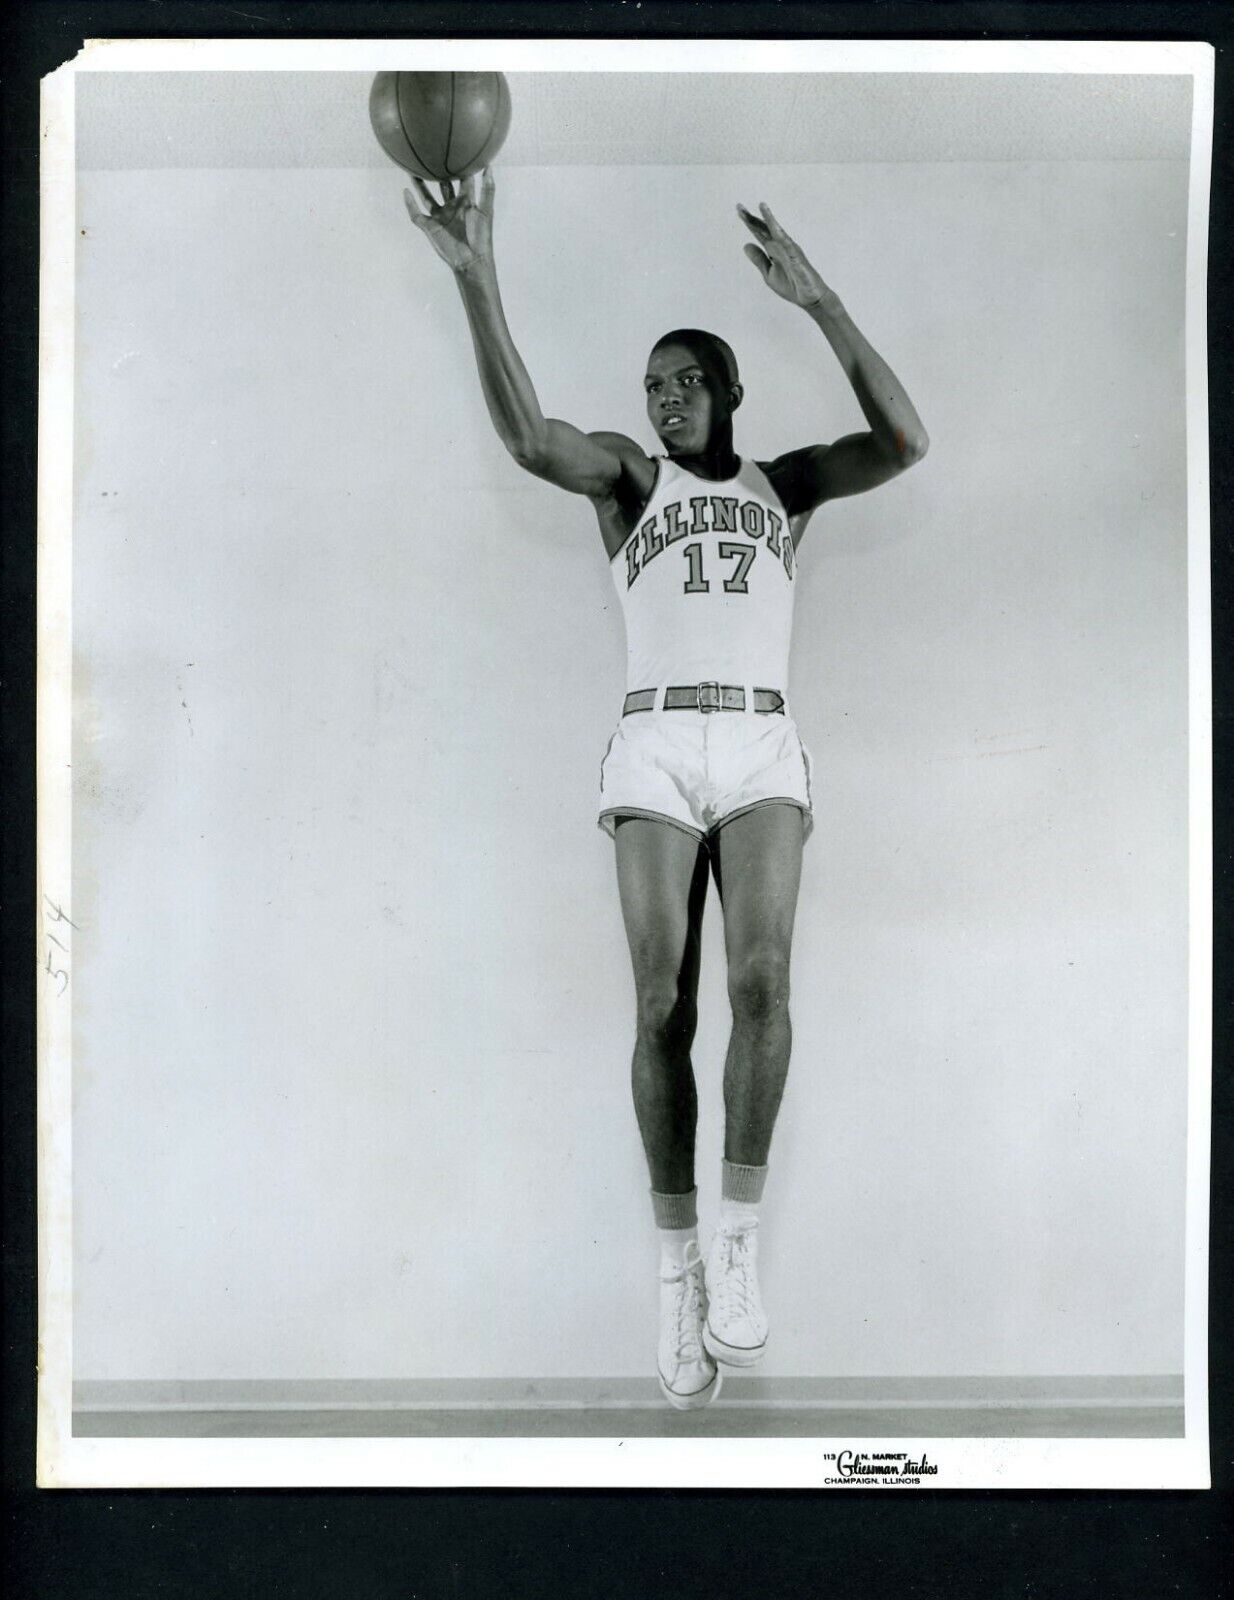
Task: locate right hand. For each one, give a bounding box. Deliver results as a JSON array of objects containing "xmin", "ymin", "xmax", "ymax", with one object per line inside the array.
[{"xmin": 403, "ymin": 168, "xmax": 495, "ymax": 278}]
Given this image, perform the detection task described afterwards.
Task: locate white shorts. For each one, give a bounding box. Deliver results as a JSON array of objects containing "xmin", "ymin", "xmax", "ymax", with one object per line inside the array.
[{"xmin": 598, "ymin": 708, "xmax": 814, "ymax": 843}]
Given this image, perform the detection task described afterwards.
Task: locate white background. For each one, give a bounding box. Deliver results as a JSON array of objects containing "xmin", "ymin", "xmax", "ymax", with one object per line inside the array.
[{"xmin": 72, "ymin": 85, "xmax": 1190, "ymax": 1384}]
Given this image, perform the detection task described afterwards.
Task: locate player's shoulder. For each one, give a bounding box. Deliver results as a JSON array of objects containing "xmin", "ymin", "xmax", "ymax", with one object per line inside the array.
[
  {"xmin": 587, "ymin": 431, "xmax": 656, "ymax": 497},
  {"xmin": 587, "ymin": 430, "xmax": 652, "ymax": 464},
  {"xmin": 757, "ymin": 447, "xmax": 829, "ymax": 517}
]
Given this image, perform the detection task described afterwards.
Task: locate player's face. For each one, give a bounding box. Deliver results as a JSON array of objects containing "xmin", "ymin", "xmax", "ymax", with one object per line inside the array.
[{"xmin": 644, "ymin": 344, "xmax": 729, "ymax": 453}]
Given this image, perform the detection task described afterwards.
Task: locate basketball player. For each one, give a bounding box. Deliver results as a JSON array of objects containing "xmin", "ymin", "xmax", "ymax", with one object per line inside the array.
[{"xmin": 405, "ymin": 169, "xmax": 927, "ymax": 1409}]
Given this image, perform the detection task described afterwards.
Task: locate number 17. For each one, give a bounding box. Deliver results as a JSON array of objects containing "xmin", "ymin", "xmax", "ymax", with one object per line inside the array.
[{"xmin": 682, "ymin": 541, "xmax": 755, "ymax": 594}]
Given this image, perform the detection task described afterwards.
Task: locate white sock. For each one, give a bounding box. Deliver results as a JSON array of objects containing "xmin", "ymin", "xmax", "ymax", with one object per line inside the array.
[
  {"xmin": 719, "ymin": 1160, "xmax": 767, "ymax": 1230},
  {"xmin": 719, "ymin": 1197, "xmax": 760, "ymax": 1231},
  {"xmin": 659, "ymin": 1225, "xmax": 699, "ymax": 1270}
]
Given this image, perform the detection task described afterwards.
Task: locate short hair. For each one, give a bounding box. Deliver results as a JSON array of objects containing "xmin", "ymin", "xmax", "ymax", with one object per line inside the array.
[{"xmin": 650, "ymin": 328, "xmax": 740, "ymax": 389}]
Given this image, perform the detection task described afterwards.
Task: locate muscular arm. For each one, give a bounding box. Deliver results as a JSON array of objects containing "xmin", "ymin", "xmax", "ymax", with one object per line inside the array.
[
  {"xmin": 739, "ymin": 203, "xmax": 929, "ymax": 523},
  {"xmin": 454, "ymin": 266, "xmax": 639, "ymax": 495},
  {"xmin": 406, "ymin": 171, "xmax": 650, "ymax": 502}
]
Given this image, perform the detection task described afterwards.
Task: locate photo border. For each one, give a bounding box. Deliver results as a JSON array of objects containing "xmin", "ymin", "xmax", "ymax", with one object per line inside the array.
[{"xmin": 34, "ymin": 31, "xmax": 1215, "ymax": 1494}]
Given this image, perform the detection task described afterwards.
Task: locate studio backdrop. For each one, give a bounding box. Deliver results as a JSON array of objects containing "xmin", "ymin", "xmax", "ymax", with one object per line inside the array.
[{"xmin": 69, "ymin": 71, "xmax": 1190, "ymax": 1403}]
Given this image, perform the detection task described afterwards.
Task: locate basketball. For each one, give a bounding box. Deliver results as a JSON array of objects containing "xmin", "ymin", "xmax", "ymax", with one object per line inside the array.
[{"xmin": 369, "ymin": 71, "xmax": 512, "ymax": 182}]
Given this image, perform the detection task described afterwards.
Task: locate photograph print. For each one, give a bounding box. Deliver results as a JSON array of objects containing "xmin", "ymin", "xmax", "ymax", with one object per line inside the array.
[{"xmin": 38, "ymin": 39, "xmax": 1212, "ymax": 1489}]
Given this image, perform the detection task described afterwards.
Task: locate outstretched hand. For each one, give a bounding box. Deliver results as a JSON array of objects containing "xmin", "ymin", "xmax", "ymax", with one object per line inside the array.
[
  {"xmin": 737, "ymin": 203, "xmax": 839, "ymax": 314},
  {"xmin": 404, "ymin": 168, "xmax": 496, "ymax": 277}
]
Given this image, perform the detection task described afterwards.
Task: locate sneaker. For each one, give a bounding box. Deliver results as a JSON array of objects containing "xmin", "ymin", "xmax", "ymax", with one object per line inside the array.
[
  {"xmin": 657, "ymin": 1242, "xmax": 722, "ymax": 1410},
  {"xmin": 703, "ymin": 1219, "xmax": 768, "ymax": 1366}
]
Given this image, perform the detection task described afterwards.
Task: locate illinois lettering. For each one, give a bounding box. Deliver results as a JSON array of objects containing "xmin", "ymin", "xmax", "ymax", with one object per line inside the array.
[{"xmin": 625, "ymin": 496, "xmax": 793, "ymax": 588}]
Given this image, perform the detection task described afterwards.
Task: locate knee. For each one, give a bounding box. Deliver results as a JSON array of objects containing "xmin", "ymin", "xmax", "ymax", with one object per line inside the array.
[
  {"xmin": 634, "ymin": 979, "xmax": 698, "ymax": 1050},
  {"xmin": 728, "ymin": 947, "xmax": 791, "ymax": 1024}
]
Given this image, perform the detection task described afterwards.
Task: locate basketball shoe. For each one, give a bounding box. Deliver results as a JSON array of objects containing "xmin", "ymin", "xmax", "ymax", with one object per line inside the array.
[
  {"xmin": 703, "ymin": 1218, "xmax": 768, "ymax": 1366},
  {"xmin": 657, "ymin": 1241, "xmax": 722, "ymax": 1410}
]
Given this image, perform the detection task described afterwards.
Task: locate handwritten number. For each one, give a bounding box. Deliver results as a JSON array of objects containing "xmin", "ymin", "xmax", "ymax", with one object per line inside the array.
[
  {"xmin": 42, "ymin": 896, "xmax": 76, "ymax": 995},
  {"xmin": 44, "ymin": 897, "xmax": 79, "ymax": 929}
]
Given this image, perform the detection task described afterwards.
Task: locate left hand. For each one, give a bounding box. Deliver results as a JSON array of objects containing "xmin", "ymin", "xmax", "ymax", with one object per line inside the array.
[{"xmin": 737, "ymin": 203, "xmax": 840, "ymax": 315}]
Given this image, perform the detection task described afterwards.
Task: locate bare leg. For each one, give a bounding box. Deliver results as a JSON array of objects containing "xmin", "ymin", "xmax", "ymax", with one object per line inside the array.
[
  {"xmin": 710, "ymin": 804, "xmax": 805, "ymax": 1166},
  {"xmin": 613, "ymin": 818, "xmax": 710, "ymax": 1194}
]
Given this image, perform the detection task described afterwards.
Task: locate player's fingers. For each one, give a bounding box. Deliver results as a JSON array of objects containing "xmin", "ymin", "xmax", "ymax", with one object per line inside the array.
[
  {"xmin": 759, "ymin": 201, "xmax": 790, "ymax": 240},
  {"xmin": 743, "ymin": 243, "xmax": 772, "ymax": 280},
  {"xmin": 480, "ymin": 166, "xmax": 496, "ymax": 210},
  {"xmin": 410, "ymin": 177, "xmax": 436, "ymax": 214},
  {"xmin": 404, "ymin": 193, "xmax": 438, "ymax": 234},
  {"xmin": 437, "ymin": 179, "xmax": 457, "ymax": 205},
  {"xmin": 736, "ymin": 203, "xmax": 771, "ymax": 240}
]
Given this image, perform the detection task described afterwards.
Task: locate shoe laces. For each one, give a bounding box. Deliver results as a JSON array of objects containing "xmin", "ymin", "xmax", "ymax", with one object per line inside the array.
[
  {"xmin": 661, "ymin": 1254, "xmax": 706, "ymax": 1364},
  {"xmin": 713, "ymin": 1221, "xmax": 760, "ymax": 1322}
]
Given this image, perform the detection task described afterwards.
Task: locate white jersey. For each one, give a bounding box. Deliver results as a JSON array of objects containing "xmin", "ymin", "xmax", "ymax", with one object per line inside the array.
[{"xmin": 610, "ymin": 455, "xmax": 796, "ymax": 692}]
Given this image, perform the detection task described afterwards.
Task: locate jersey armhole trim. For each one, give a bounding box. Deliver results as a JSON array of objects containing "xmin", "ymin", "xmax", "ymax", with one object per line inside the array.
[
  {"xmin": 609, "ymin": 455, "xmax": 664, "ymax": 566},
  {"xmin": 752, "ymin": 458, "xmax": 795, "ymax": 526}
]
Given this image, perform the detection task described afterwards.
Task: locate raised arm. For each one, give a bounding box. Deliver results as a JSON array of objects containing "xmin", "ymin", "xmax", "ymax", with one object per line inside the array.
[
  {"xmin": 737, "ymin": 202, "xmax": 929, "ymax": 523},
  {"xmin": 404, "ymin": 171, "xmax": 648, "ymax": 500}
]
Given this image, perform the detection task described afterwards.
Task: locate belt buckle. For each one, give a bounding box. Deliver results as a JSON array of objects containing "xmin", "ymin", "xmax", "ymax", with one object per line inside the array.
[{"xmin": 697, "ymin": 680, "xmax": 721, "ymax": 714}]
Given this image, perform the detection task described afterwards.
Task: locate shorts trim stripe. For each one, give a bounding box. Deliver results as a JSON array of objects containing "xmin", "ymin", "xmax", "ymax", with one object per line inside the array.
[
  {"xmin": 598, "ymin": 730, "xmax": 619, "ymax": 793},
  {"xmin": 598, "ymin": 807, "xmax": 707, "ymax": 842},
  {"xmin": 710, "ymin": 797, "xmax": 812, "ymax": 838}
]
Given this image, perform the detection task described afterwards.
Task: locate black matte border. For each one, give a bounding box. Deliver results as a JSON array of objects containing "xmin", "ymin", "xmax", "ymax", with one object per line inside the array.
[{"xmin": 3, "ymin": 4, "xmax": 1231, "ymax": 1598}]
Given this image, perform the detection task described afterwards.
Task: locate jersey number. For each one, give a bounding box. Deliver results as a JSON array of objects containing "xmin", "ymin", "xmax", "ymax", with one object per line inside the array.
[{"xmin": 682, "ymin": 541, "xmax": 755, "ymax": 595}]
